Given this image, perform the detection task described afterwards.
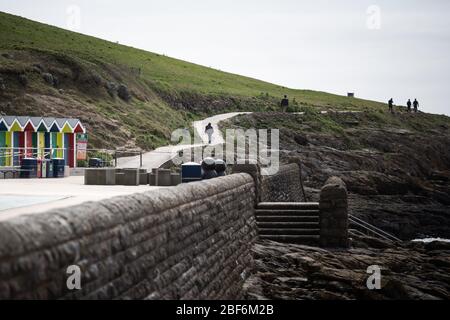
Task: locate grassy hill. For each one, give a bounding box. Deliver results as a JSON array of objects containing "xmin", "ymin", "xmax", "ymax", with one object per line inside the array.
[{"xmin": 0, "ymin": 11, "xmax": 403, "ymax": 150}]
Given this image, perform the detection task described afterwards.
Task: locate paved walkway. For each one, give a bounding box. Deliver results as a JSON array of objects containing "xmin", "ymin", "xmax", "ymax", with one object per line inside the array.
[
  {"xmin": 117, "ymin": 112, "xmax": 251, "ymax": 170},
  {"xmin": 0, "ymin": 112, "xmax": 250, "ymax": 220},
  {"xmin": 0, "ymin": 176, "xmax": 161, "ymax": 221}
]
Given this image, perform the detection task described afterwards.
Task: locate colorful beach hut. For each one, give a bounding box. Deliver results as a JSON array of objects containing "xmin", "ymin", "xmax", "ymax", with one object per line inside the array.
[{"xmin": 0, "ymin": 116, "xmax": 86, "ymax": 168}]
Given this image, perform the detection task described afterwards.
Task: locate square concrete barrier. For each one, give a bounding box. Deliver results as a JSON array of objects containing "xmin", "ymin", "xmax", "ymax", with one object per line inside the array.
[
  {"xmin": 139, "ymin": 169, "xmax": 148, "ymax": 185},
  {"xmin": 149, "ymin": 173, "xmax": 156, "ymax": 186},
  {"xmin": 122, "ymin": 168, "xmax": 139, "ymax": 186},
  {"xmin": 156, "ymin": 169, "xmax": 172, "ymax": 186},
  {"xmin": 171, "ymin": 173, "xmax": 181, "ymax": 186},
  {"xmin": 84, "ymin": 168, "xmax": 116, "ymax": 185},
  {"xmin": 116, "ymin": 173, "xmax": 125, "ymax": 185}
]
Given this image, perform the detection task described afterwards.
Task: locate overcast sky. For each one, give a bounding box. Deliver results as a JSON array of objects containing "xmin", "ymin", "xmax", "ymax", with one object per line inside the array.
[{"xmin": 1, "ymin": 0, "xmax": 449, "ymax": 115}]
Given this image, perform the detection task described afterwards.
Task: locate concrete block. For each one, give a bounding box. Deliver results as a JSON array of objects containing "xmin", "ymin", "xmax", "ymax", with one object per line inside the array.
[
  {"xmin": 156, "ymin": 169, "xmax": 171, "ymax": 187},
  {"xmin": 116, "ymin": 173, "xmax": 125, "ymax": 185},
  {"xmin": 171, "ymin": 173, "xmax": 181, "ymax": 186},
  {"xmin": 122, "ymin": 168, "xmax": 139, "ymax": 186},
  {"xmin": 84, "ymin": 168, "xmax": 116, "ymax": 185},
  {"xmin": 139, "ymin": 173, "xmax": 149, "ymax": 185},
  {"xmin": 149, "ymin": 173, "xmax": 156, "ymax": 186}
]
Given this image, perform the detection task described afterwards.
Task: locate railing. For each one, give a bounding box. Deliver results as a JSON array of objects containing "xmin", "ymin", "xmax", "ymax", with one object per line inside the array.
[
  {"xmin": 349, "ymin": 214, "xmax": 401, "ymax": 243},
  {"xmin": 0, "ymin": 147, "xmax": 146, "ymax": 168},
  {"xmin": 0, "ymin": 147, "xmax": 66, "ymax": 166}
]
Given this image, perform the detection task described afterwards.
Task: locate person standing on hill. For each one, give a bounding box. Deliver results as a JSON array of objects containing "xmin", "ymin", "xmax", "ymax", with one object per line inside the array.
[
  {"xmin": 205, "ymin": 123, "xmax": 214, "ymax": 144},
  {"xmin": 407, "ymin": 99, "xmax": 412, "ymax": 112},
  {"xmin": 388, "ymin": 98, "xmax": 394, "ymax": 113},
  {"xmin": 281, "ymin": 95, "xmax": 289, "ymax": 112},
  {"xmin": 413, "ymin": 99, "xmax": 419, "ymax": 113}
]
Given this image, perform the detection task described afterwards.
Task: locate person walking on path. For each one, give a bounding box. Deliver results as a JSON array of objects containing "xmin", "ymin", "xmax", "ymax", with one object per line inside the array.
[
  {"xmin": 407, "ymin": 99, "xmax": 412, "ymax": 112},
  {"xmin": 413, "ymin": 99, "xmax": 419, "ymax": 113},
  {"xmin": 205, "ymin": 123, "xmax": 214, "ymax": 144},
  {"xmin": 281, "ymin": 95, "xmax": 289, "ymax": 112},
  {"xmin": 388, "ymin": 98, "xmax": 394, "ymax": 113}
]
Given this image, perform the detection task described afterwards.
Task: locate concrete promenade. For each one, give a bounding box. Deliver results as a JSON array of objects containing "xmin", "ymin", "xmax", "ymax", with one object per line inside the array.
[{"xmin": 0, "ymin": 176, "xmax": 161, "ymax": 220}]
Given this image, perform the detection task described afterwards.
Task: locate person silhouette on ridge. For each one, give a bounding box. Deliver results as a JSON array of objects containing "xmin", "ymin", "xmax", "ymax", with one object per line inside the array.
[
  {"xmin": 407, "ymin": 99, "xmax": 412, "ymax": 113},
  {"xmin": 388, "ymin": 98, "xmax": 394, "ymax": 113},
  {"xmin": 281, "ymin": 95, "xmax": 289, "ymax": 112},
  {"xmin": 413, "ymin": 99, "xmax": 419, "ymax": 113}
]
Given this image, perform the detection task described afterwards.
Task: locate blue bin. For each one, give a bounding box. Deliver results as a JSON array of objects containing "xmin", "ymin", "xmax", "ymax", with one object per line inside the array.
[
  {"xmin": 20, "ymin": 158, "xmax": 38, "ymax": 178},
  {"xmin": 181, "ymin": 162, "xmax": 202, "ymax": 183},
  {"xmin": 52, "ymin": 158, "xmax": 65, "ymax": 178}
]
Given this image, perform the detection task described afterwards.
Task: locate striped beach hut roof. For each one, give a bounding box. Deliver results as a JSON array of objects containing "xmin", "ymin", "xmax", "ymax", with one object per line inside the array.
[
  {"xmin": 29, "ymin": 117, "xmax": 43, "ymax": 127},
  {"xmin": 0, "ymin": 118, "xmax": 8, "ymax": 131},
  {"xmin": 16, "ymin": 116, "xmax": 29, "ymax": 127},
  {"xmin": 1, "ymin": 116, "xmax": 17, "ymax": 126},
  {"xmin": 0, "ymin": 116, "xmax": 85, "ymax": 133},
  {"xmin": 42, "ymin": 117, "xmax": 56, "ymax": 128}
]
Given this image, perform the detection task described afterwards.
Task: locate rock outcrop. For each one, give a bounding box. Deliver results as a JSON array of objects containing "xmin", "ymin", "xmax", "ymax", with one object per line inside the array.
[
  {"xmin": 244, "ymin": 239, "xmax": 450, "ymax": 300},
  {"xmin": 223, "ymin": 111, "xmax": 450, "ymax": 240}
]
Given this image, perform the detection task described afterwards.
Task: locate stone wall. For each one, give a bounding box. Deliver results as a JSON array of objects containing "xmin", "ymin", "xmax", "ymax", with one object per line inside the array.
[
  {"xmin": 260, "ymin": 163, "xmax": 303, "ymax": 202},
  {"xmin": 0, "ymin": 174, "xmax": 257, "ymax": 300},
  {"xmin": 319, "ymin": 176, "xmax": 349, "ymax": 248}
]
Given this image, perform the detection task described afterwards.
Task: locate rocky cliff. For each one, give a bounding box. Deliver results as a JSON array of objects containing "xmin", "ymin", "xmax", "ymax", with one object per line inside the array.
[
  {"xmin": 244, "ymin": 238, "xmax": 450, "ymax": 300},
  {"xmin": 221, "ymin": 110, "xmax": 450, "ymax": 240}
]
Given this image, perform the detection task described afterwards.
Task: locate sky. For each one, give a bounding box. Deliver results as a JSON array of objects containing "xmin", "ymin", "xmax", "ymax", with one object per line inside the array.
[{"xmin": 1, "ymin": 0, "xmax": 449, "ymax": 115}]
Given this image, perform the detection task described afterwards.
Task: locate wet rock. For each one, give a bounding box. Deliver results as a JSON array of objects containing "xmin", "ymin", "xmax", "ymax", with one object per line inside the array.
[
  {"xmin": 0, "ymin": 77, "xmax": 5, "ymax": 91},
  {"xmin": 18, "ymin": 74, "xmax": 28, "ymax": 87},
  {"xmin": 106, "ymin": 82, "xmax": 117, "ymax": 97},
  {"xmin": 294, "ymin": 134, "xmax": 308, "ymax": 146},
  {"xmin": 117, "ymin": 84, "xmax": 131, "ymax": 101},
  {"xmin": 42, "ymin": 73, "xmax": 54, "ymax": 85},
  {"xmin": 244, "ymin": 239, "xmax": 450, "ymax": 300}
]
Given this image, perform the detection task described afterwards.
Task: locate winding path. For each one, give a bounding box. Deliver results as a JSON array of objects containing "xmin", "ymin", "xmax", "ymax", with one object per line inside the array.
[
  {"xmin": 117, "ymin": 112, "xmax": 251, "ymax": 170},
  {"xmin": 117, "ymin": 110, "xmax": 362, "ymax": 170}
]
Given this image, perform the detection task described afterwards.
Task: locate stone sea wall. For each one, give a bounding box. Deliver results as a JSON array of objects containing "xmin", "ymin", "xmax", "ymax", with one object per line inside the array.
[
  {"xmin": 0, "ymin": 174, "xmax": 257, "ymax": 300},
  {"xmin": 260, "ymin": 163, "xmax": 303, "ymax": 202}
]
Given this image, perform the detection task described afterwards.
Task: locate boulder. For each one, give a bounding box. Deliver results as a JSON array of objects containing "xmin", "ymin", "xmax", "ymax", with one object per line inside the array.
[{"xmin": 117, "ymin": 84, "xmax": 131, "ymax": 101}]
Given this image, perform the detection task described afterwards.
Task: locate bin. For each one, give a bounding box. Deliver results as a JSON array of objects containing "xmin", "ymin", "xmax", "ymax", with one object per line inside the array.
[
  {"xmin": 181, "ymin": 162, "xmax": 202, "ymax": 183},
  {"xmin": 20, "ymin": 158, "xmax": 38, "ymax": 178},
  {"xmin": 202, "ymin": 157, "xmax": 218, "ymax": 180},
  {"xmin": 89, "ymin": 158, "xmax": 103, "ymax": 168},
  {"xmin": 215, "ymin": 159, "xmax": 227, "ymax": 177},
  {"xmin": 53, "ymin": 158, "xmax": 65, "ymax": 178}
]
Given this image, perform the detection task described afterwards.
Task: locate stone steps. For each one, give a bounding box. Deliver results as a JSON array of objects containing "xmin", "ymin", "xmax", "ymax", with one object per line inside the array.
[
  {"xmin": 256, "ymin": 215, "xmax": 319, "ymax": 222},
  {"xmin": 257, "ymin": 221, "xmax": 318, "ymax": 229},
  {"xmin": 255, "ymin": 202, "xmax": 320, "ymax": 245},
  {"xmin": 259, "ymin": 234, "xmax": 320, "ymax": 245},
  {"xmin": 255, "ymin": 209, "xmax": 319, "ymax": 216},
  {"xmin": 257, "ymin": 202, "xmax": 319, "ymax": 210},
  {"xmin": 259, "ymin": 228, "xmax": 319, "ymax": 236}
]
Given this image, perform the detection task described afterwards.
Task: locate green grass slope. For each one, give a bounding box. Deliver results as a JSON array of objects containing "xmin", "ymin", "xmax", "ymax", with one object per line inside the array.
[{"xmin": 0, "ymin": 11, "xmax": 401, "ymax": 150}]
